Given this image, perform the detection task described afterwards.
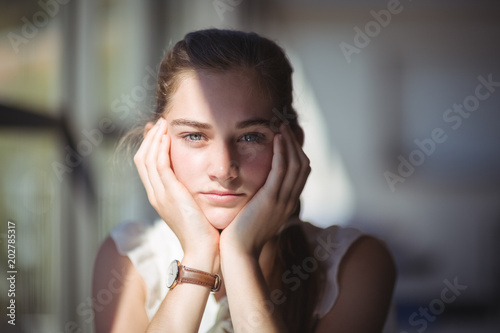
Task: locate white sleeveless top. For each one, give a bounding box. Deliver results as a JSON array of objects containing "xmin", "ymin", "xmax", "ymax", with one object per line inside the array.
[{"xmin": 110, "ymin": 219, "xmax": 396, "ymax": 332}]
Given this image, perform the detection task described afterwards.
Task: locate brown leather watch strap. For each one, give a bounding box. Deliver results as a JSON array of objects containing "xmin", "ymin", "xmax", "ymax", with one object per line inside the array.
[{"xmin": 178, "ymin": 265, "xmax": 221, "ymax": 292}]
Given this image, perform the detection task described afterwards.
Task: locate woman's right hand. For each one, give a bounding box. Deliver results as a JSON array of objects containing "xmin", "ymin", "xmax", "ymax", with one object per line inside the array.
[{"xmin": 134, "ymin": 117, "xmax": 220, "ymax": 267}]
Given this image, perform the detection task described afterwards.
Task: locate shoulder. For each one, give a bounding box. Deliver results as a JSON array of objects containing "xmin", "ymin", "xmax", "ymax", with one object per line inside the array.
[
  {"xmin": 343, "ymin": 235, "xmax": 396, "ymax": 274},
  {"xmin": 93, "ymin": 236, "xmax": 144, "ymax": 292},
  {"xmin": 92, "ymin": 236, "xmax": 149, "ymax": 332},
  {"xmin": 104, "ymin": 219, "xmax": 183, "ymax": 320},
  {"xmin": 338, "ymin": 235, "xmax": 396, "ymax": 297},
  {"xmin": 300, "ymin": 222, "xmax": 394, "ymax": 277},
  {"xmin": 109, "ymin": 219, "xmax": 159, "ymax": 252},
  {"xmin": 315, "ymin": 234, "xmax": 397, "ymax": 333},
  {"xmin": 109, "ymin": 219, "xmax": 180, "ymax": 259}
]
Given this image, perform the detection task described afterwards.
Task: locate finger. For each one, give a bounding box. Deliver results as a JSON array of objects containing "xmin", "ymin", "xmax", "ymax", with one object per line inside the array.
[
  {"xmin": 277, "ymin": 123, "xmax": 301, "ymax": 203},
  {"xmin": 285, "ymin": 123, "xmax": 310, "ymax": 188},
  {"xmin": 286, "ymin": 124, "xmax": 311, "ymax": 209},
  {"xmin": 280, "ymin": 123, "xmax": 311, "ymax": 215},
  {"xmin": 134, "ymin": 119, "xmax": 161, "ymax": 163},
  {"xmin": 145, "ymin": 118, "xmax": 166, "ymax": 169},
  {"xmin": 157, "ymin": 131, "xmax": 178, "ymax": 187},
  {"xmin": 134, "ymin": 119, "xmax": 163, "ymax": 205},
  {"xmin": 260, "ymin": 132, "xmax": 287, "ymax": 200},
  {"xmin": 145, "ymin": 118, "xmax": 167, "ymax": 197},
  {"xmin": 289, "ymin": 147, "xmax": 311, "ymax": 208},
  {"xmin": 157, "ymin": 132, "xmax": 171, "ymax": 171}
]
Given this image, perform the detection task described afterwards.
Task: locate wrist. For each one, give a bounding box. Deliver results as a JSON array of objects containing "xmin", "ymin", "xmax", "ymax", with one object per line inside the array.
[
  {"xmin": 220, "ymin": 230, "xmax": 260, "ymax": 259},
  {"xmin": 182, "ymin": 246, "xmax": 220, "ymax": 275},
  {"xmin": 168, "ymin": 259, "xmax": 221, "ymax": 292}
]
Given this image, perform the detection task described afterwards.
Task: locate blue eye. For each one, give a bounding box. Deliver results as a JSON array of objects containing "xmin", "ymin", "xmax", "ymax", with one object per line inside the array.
[
  {"xmin": 181, "ymin": 133, "xmax": 206, "ymax": 146},
  {"xmin": 187, "ymin": 133, "xmax": 203, "ymax": 141}
]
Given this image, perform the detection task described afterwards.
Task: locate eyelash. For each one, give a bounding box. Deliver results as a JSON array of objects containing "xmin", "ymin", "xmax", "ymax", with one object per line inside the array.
[
  {"xmin": 239, "ymin": 133, "xmax": 265, "ymax": 143},
  {"xmin": 183, "ymin": 133, "xmax": 205, "ymax": 142},
  {"xmin": 180, "ymin": 132, "xmax": 266, "ymax": 145}
]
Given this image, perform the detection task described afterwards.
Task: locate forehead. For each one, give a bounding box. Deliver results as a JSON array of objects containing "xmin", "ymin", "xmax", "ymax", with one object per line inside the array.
[{"xmin": 166, "ymin": 70, "xmax": 274, "ymax": 123}]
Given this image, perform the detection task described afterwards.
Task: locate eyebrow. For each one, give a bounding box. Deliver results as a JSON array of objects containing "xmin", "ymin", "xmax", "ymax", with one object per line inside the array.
[
  {"xmin": 170, "ymin": 117, "xmax": 271, "ymax": 130},
  {"xmin": 170, "ymin": 118, "xmax": 212, "ymax": 129},
  {"xmin": 236, "ymin": 118, "xmax": 272, "ymax": 129}
]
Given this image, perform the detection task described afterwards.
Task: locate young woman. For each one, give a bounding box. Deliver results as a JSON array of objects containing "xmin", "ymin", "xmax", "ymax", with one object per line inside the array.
[{"xmin": 93, "ymin": 29, "xmax": 396, "ymax": 333}]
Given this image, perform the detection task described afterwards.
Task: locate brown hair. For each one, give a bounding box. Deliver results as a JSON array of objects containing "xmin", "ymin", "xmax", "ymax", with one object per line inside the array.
[{"xmin": 128, "ymin": 29, "xmax": 320, "ymax": 331}]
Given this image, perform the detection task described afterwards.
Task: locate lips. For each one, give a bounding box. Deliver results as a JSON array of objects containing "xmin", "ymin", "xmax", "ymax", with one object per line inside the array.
[{"xmin": 199, "ymin": 190, "xmax": 245, "ymax": 205}]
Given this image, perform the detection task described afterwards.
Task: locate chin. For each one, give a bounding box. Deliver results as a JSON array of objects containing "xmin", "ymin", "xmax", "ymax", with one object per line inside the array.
[{"xmin": 204, "ymin": 208, "xmax": 239, "ymax": 230}]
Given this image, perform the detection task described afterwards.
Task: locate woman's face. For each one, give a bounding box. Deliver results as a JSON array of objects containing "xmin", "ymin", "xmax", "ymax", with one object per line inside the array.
[{"xmin": 165, "ymin": 70, "xmax": 276, "ymax": 230}]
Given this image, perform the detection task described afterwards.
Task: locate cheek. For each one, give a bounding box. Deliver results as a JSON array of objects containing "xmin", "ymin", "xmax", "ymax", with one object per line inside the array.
[
  {"xmin": 239, "ymin": 144, "xmax": 274, "ymax": 189},
  {"xmin": 169, "ymin": 139, "xmax": 204, "ymax": 188}
]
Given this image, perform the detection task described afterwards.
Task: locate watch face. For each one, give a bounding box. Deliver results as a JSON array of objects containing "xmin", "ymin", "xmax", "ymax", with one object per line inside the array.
[{"xmin": 167, "ymin": 260, "xmax": 179, "ymax": 288}]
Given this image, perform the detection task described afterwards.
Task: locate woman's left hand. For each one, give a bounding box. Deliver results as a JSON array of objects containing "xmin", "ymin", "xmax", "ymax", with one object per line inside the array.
[{"xmin": 220, "ymin": 123, "xmax": 311, "ymax": 257}]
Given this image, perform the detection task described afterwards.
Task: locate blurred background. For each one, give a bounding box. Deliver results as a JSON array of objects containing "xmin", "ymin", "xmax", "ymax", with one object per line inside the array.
[{"xmin": 1, "ymin": 0, "xmax": 499, "ymax": 332}]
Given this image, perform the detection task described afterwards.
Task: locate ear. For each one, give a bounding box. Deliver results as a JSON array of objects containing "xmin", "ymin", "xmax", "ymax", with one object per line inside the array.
[{"xmin": 144, "ymin": 122, "xmax": 154, "ymax": 137}]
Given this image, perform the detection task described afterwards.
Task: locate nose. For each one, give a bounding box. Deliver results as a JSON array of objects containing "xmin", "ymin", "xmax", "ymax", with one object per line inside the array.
[{"xmin": 208, "ymin": 142, "xmax": 239, "ymax": 183}]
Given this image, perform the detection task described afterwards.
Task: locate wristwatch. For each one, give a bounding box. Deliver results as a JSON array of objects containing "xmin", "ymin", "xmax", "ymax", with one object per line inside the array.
[{"xmin": 167, "ymin": 260, "xmax": 221, "ymax": 292}]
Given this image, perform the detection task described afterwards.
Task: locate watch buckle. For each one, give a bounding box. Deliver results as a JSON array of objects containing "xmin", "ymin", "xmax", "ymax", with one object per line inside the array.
[{"xmin": 211, "ymin": 274, "xmax": 221, "ymax": 293}]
